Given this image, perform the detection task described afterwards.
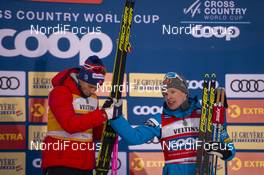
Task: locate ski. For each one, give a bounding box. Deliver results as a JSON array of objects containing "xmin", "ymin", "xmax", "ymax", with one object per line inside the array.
[
  {"xmin": 211, "ymin": 88, "xmax": 226, "ymax": 175},
  {"xmin": 195, "ymin": 73, "xmax": 216, "ymax": 175},
  {"xmin": 196, "ymin": 73, "xmax": 210, "ymax": 175},
  {"xmin": 204, "ymin": 74, "xmax": 216, "ymax": 175},
  {"xmin": 95, "ymin": 1, "xmax": 135, "ymax": 175}
]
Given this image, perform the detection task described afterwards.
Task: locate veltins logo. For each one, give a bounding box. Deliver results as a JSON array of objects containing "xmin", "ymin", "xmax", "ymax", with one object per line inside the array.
[
  {"xmin": 225, "ymin": 74, "xmax": 264, "ymax": 98},
  {"xmin": 28, "ymin": 72, "xmax": 58, "ymax": 96},
  {"xmin": 227, "ymin": 100, "xmax": 264, "ymax": 123},
  {"xmin": 227, "ymin": 126, "xmax": 264, "ymax": 150},
  {"xmin": 0, "ymin": 125, "xmax": 26, "ymax": 149},
  {"xmin": 29, "ymin": 98, "xmax": 48, "ymax": 122},
  {"xmin": 30, "ymin": 0, "xmax": 103, "ymax": 4},
  {"xmin": 0, "ymin": 98, "xmax": 25, "ymax": 122},
  {"xmin": 228, "ymin": 152, "xmax": 264, "ymax": 175},
  {"xmin": 0, "ymin": 71, "xmax": 25, "ymax": 96},
  {"xmin": 0, "ymin": 152, "xmax": 25, "ymax": 175},
  {"xmin": 129, "ymin": 152, "xmax": 164, "ymax": 175}
]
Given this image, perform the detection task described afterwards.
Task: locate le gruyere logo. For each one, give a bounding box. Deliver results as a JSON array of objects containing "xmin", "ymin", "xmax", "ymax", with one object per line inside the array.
[
  {"xmin": 0, "ymin": 152, "xmax": 25, "ymax": 175},
  {"xmin": 28, "ymin": 72, "xmax": 57, "ymax": 96},
  {"xmin": 0, "ymin": 98, "xmax": 25, "ymax": 122},
  {"xmin": 129, "ymin": 73, "xmax": 164, "ymax": 97},
  {"xmin": 228, "ymin": 126, "xmax": 264, "ymax": 150}
]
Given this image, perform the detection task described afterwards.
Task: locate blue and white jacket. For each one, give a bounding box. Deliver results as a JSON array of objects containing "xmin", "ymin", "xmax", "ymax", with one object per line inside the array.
[{"xmin": 110, "ymin": 98, "xmax": 235, "ymax": 175}]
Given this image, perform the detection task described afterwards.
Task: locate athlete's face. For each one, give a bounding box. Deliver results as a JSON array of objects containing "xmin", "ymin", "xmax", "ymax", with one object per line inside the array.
[
  {"xmin": 163, "ymin": 88, "xmax": 187, "ymax": 110},
  {"xmin": 79, "ymin": 80, "xmax": 97, "ymax": 97}
]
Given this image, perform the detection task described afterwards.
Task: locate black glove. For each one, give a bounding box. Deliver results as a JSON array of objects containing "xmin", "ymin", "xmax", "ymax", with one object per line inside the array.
[
  {"xmin": 102, "ymin": 97, "xmax": 123, "ymax": 119},
  {"xmin": 204, "ymin": 141, "xmax": 232, "ymax": 160}
]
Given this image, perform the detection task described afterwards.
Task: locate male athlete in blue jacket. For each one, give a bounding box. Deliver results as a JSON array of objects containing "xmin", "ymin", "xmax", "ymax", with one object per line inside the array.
[{"xmin": 109, "ymin": 72, "xmax": 235, "ymax": 175}]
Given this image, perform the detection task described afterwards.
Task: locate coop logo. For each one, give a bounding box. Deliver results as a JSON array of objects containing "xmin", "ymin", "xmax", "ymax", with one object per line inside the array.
[
  {"xmin": 187, "ymin": 79, "xmax": 219, "ymax": 90},
  {"xmin": 32, "ymin": 158, "xmax": 41, "ymax": 168},
  {"xmin": 191, "ymin": 25, "xmax": 240, "ymax": 41},
  {"xmin": 0, "ymin": 29, "xmax": 112, "ymax": 65},
  {"xmin": 226, "ymin": 74, "xmax": 264, "ymax": 98},
  {"xmin": 184, "ymin": 0, "xmax": 202, "ymax": 18},
  {"xmin": 0, "ymin": 71, "xmax": 25, "ymax": 96},
  {"xmin": 133, "ymin": 106, "xmax": 162, "ymax": 116}
]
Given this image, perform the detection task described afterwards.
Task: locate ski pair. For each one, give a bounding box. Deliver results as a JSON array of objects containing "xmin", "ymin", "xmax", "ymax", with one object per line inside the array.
[
  {"xmin": 95, "ymin": 1, "xmax": 135, "ymax": 175},
  {"xmin": 196, "ymin": 74, "xmax": 227, "ymax": 175}
]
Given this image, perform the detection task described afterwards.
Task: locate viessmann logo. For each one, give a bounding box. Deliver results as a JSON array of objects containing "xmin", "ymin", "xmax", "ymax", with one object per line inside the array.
[{"xmin": 225, "ymin": 74, "xmax": 264, "ymax": 98}]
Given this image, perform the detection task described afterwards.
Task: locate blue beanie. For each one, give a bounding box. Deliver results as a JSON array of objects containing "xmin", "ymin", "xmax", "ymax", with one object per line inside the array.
[{"xmin": 78, "ymin": 55, "xmax": 106, "ymax": 86}]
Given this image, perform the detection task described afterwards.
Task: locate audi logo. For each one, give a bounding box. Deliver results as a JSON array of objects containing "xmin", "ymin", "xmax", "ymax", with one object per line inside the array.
[
  {"xmin": 0, "ymin": 76, "xmax": 20, "ymax": 90},
  {"xmin": 230, "ymin": 79, "xmax": 264, "ymax": 92},
  {"xmin": 133, "ymin": 106, "xmax": 163, "ymax": 115}
]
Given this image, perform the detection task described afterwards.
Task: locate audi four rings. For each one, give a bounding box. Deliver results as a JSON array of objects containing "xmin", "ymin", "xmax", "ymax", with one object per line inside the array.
[
  {"xmin": 230, "ymin": 79, "xmax": 264, "ymax": 92},
  {"xmin": 0, "ymin": 76, "xmax": 20, "ymax": 90}
]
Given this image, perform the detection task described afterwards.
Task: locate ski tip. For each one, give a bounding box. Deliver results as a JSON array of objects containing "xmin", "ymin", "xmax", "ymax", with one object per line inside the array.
[{"xmin": 211, "ymin": 73, "xmax": 216, "ymax": 78}]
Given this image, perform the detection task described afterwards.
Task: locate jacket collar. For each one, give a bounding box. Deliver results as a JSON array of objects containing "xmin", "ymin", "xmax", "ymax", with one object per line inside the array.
[{"xmin": 163, "ymin": 97, "xmax": 199, "ymax": 119}]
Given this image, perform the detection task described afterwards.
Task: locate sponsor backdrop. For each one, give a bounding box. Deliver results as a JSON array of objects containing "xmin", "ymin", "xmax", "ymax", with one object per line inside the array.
[{"xmin": 0, "ymin": 0, "xmax": 263, "ymax": 174}]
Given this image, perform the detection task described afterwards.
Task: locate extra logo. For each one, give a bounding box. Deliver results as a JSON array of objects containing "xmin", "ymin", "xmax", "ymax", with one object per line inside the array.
[
  {"xmin": 129, "ymin": 152, "xmax": 164, "ymax": 174},
  {"xmin": 227, "ymin": 100, "xmax": 264, "ymax": 123},
  {"xmin": 228, "ymin": 157, "xmax": 242, "ymax": 171},
  {"xmin": 225, "ymin": 74, "xmax": 264, "ymax": 98},
  {"xmin": 29, "ymin": 98, "xmax": 48, "ymax": 122},
  {"xmin": 227, "ymin": 152, "xmax": 264, "ymax": 174},
  {"xmin": 0, "ymin": 71, "xmax": 25, "ymax": 96}
]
